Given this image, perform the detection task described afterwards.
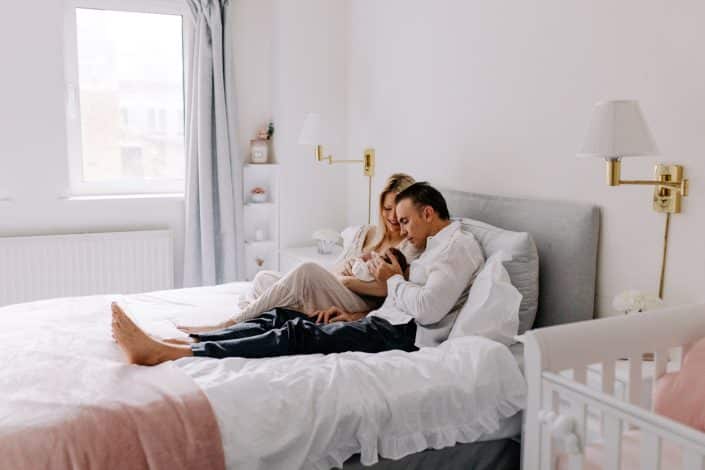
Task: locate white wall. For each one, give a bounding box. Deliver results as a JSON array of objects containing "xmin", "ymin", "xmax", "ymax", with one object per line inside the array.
[
  {"xmin": 270, "ymin": 0, "xmax": 349, "ymax": 249},
  {"xmin": 233, "ymin": 0, "xmax": 274, "ymax": 168},
  {"xmin": 344, "ymin": 0, "xmax": 705, "ymax": 315}
]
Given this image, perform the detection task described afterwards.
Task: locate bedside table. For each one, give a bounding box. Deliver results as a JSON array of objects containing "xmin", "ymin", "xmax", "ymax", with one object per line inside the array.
[{"xmin": 280, "ymin": 245, "xmax": 343, "ymax": 273}]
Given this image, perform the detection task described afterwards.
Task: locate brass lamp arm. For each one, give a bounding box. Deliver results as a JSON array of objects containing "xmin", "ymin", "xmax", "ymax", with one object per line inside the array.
[
  {"xmin": 619, "ymin": 179, "xmax": 689, "ymax": 195},
  {"xmin": 320, "ymin": 157, "xmax": 364, "ymax": 165},
  {"xmin": 313, "ymin": 144, "xmax": 376, "ymax": 224},
  {"xmin": 315, "ymin": 145, "xmax": 375, "ymax": 177},
  {"xmin": 606, "ymin": 159, "xmax": 689, "ymax": 196},
  {"xmin": 315, "ymin": 145, "xmax": 362, "ymax": 164}
]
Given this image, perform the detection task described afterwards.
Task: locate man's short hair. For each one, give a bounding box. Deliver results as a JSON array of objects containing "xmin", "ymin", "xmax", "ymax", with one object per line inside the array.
[{"xmin": 395, "ymin": 182, "xmax": 450, "ymax": 220}]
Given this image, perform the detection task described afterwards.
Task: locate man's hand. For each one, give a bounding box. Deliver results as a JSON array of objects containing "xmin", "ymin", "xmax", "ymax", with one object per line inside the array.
[
  {"xmin": 371, "ymin": 251, "xmax": 403, "ymax": 283},
  {"xmin": 311, "ymin": 306, "xmax": 365, "ymax": 324}
]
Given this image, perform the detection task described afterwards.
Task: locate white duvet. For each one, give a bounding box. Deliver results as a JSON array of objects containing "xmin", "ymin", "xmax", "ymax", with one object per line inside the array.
[
  {"xmin": 178, "ymin": 333, "xmax": 526, "ymax": 470},
  {"xmin": 2, "ymin": 282, "xmax": 526, "ymax": 470}
]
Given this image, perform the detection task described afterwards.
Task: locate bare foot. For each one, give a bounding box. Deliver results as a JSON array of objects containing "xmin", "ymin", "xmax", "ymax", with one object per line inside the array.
[{"xmin": 111, "ymin": 302, "xmax": 192, "ymax": 366}]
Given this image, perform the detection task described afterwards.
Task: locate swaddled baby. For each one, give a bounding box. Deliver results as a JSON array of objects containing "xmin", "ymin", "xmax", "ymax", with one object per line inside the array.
[{"xmin": 351, "ymin": 247, "xmax": 409, "ymax": 282}]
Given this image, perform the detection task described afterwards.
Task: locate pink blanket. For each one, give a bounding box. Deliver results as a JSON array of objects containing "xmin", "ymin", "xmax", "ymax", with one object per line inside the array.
[{"xmin": 0, "ymin": 296, "xmax": 225, "ymax": 470}]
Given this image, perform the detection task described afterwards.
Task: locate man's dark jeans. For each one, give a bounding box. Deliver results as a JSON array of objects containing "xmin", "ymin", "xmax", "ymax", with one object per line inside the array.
[{"xmin": 190, "ymin": 308, "xmax": 418, "ymax": 359}]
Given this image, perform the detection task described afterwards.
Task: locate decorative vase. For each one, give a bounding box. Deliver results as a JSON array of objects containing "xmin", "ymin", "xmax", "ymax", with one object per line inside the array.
[
  {"xmin": 250, "ymin": 192, "xmax": 267, "ymax": 203},
  {"xmin": 250, "ymin": 139, "xmax": 268, "ymax": 164}
]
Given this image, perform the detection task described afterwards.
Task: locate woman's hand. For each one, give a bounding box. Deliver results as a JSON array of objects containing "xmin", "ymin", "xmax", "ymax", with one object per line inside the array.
[
  {"xmin": 340, "ymin": 258, "xmax": 355, "ymax": 276},
  {"xmin": 329, "ymin": 310, "xmax": 366, "ymax": 323},
  {"xmin": 338, "ymin": 275, "xmax": 355, "ymax": 288},
  {"xmin": 312, "ymin": 307, "xmax": 365, "ymax": 324}
]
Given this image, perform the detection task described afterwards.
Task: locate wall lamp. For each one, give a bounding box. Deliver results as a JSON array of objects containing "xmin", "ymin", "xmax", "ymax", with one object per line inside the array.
[
  {"xmin": 298, "ymin": 113, "xmax": 376, "ymax": 224},
  {"xmin": 578, "ymin": 100, "xmax": 689, "ymax": 299}
]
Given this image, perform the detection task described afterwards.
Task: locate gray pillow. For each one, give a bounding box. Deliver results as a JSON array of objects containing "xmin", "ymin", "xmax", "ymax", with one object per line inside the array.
[{"xmin": 454, "ymin": 217, "xmax": 539, "ymax": 334}]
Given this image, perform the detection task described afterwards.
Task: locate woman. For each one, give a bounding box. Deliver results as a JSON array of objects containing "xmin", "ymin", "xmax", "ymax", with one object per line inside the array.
[
  {"xmin": 247, "ymin": 173, "xmax": 417, "ymax": 300},
  {"xmin": 177, "ymin": 173, "xmax": 418, "ymax": 336}
]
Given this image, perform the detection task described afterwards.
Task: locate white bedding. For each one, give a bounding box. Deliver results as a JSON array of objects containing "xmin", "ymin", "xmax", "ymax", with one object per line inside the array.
[
  {"xmin": 178, "ymin": 334, "xmax": 526, "ymax": 470},
  {"xmin": 2, "ymin": 282, "xmax": 526, "ymax": 470}
]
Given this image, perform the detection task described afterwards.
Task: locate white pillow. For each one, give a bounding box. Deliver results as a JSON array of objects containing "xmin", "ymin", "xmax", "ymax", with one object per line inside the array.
[
  {"xmin": 454, "ymin": 217, "xmax": 538, "ymax": 335},
  {"xmin": 340, "ymin": 225, "xmax": 362, "ymax": 250},
  {"xmin": 449, "ymin": 251, "xmax": 522, "ymax": 346}
]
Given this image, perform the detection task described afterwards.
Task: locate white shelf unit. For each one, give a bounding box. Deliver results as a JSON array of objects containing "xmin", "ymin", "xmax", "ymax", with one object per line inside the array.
[{"xmin": 242, "ymin": 163, "xmax": 280, "ymax": 281}]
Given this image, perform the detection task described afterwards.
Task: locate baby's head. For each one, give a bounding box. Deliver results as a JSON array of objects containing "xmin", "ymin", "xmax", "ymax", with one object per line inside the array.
[{"xmin": 351, "ymin": 247, "xmax": 409, "ymax": 282}]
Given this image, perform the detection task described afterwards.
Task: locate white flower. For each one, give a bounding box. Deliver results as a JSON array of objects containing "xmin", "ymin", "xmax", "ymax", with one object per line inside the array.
[
  {"xmin": 312, "ymin": 229, "xmax": 341, "ymax": 244},
  {"xmin": 612, "ymin": 290, "xmax": 662, "ymax": 314}
]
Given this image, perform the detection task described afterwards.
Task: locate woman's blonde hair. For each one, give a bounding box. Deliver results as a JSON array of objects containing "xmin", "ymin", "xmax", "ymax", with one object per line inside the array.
[{"xmin": 369, "ymin": 173, "xmax": 416, "ymax": 250}]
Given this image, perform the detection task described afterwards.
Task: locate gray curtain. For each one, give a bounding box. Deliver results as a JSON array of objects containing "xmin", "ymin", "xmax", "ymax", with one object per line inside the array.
[{"xmin": 183, "ymin": 0, "xmax": 244, "ymax": 286}]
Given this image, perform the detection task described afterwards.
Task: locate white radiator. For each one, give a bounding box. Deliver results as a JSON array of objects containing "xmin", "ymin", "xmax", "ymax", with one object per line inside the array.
[{"xmin": 0, "ymin": 230, "xmax": 174, "ymax": 307}]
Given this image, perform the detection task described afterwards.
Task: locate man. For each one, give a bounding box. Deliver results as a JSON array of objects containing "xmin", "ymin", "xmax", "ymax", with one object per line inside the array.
[{"xmin": 112, "ymin": 183, "xmax": 484, "ymax": 365}]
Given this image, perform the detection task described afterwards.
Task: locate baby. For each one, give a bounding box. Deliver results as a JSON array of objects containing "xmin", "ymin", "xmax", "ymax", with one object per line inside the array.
[{"xmin": 351, "ymin": 247, "xmax": 409, "ymax": 282}]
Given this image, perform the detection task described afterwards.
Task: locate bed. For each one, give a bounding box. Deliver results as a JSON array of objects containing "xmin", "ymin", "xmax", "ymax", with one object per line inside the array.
[{"xmin": 0, "ymin": 189, "xmax": 600, "ymax": 470}]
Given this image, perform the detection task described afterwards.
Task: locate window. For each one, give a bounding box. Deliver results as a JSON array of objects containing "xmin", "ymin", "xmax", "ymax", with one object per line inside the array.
[{"xmin": 64, "ymin": 0, "xmax": 190, "ymax": 195}]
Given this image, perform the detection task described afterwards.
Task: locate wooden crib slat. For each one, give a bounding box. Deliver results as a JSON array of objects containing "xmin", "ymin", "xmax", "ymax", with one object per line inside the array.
[
  {"xmin": 568, "ymin": 454, "xmax": 585, "ymax": 470},
  {"xmin": 572, "ymin": 400, "xmax": 587, "ymax": 446},
  {"xmin": 601, "ymin": 361, "xmax": 616, "ymax": 435},
  {"xmin": 684, "ymin": 450, "xmax": 705, "ymax": 470},
  {"xmin": 654, "ymin": 351, "xmax": 668, "ymax": 380},
  {"xmin": 629, "ymin": 355, "xmax": 642, "ymax": 407},
  {"xmin": 568, "ymin": 399, "xmax": 587, "ymax": 470},
  {"xmin": 602, "ymin": 361, "xmax": 616, "ymax": 395},
  {"xmin": 640, "ymin": 432, "xmax": 661, "ymax": 470},
  {"xmin": 540, "ymin": 388, "xmax": 559, "ymax": 470},
  {"xmin": 603, "ymin": 414, "xmax": 623, "ymax": 470},
  {"xmin": 652, "ymin": 350, "xmax": 669, "ymax": 412},
  {"xmin": 670, "ymin": 346, "xmax": 683, "ymax": 369}
]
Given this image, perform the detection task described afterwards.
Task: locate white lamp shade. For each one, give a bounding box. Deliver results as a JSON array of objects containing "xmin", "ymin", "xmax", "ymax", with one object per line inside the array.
[
  {"xmin": 577, "ymin": 100, "xmax": 659, "ymax": 159},
  {"xmin": 298, "ymin": 112, "xmax": 324, "ymax": 145}
]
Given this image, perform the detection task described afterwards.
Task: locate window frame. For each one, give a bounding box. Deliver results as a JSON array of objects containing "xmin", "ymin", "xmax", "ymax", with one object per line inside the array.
[{"xmin": 63, "ymin": 0, "xmax": 192, "ymax": 196}]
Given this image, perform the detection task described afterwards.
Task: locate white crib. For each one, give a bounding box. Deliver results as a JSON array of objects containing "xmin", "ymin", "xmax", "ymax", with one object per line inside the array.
[{"xmin": 522, "ymin": 304, "xmax": 705, "ymax": 470}]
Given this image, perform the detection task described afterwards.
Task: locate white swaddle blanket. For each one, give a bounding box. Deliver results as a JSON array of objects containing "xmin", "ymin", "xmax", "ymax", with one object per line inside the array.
[{"xmin": 351, "ymin": 258, "xmax": 376, "ymax": 282}]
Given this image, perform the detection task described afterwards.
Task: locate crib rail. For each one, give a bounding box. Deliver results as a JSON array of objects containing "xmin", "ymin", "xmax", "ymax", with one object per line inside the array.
[
  {"xmin": 522, "ymin": 304, "xmax": 705, "ymax": 470},
  {"xmin": 540, "ymin": 372, "xmax": 705, "ymax": 470}
]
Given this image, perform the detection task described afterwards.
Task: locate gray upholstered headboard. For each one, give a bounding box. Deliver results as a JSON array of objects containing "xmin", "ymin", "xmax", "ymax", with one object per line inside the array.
[{"xmin": 441, "ymin": 189, "xmax": 600, "ymax": 329}]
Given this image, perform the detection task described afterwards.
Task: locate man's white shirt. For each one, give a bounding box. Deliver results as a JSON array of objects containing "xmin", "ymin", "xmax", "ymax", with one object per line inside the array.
[{"xmin": 369, "ymin": 221, "xmax": 484, "ymax": 347}]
